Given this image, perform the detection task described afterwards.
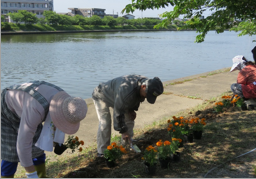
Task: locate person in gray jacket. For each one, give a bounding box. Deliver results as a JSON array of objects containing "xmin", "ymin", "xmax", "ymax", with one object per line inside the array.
[{"xmin": 92, "ymin": 74, "xmax": 164, "ymax": 156}]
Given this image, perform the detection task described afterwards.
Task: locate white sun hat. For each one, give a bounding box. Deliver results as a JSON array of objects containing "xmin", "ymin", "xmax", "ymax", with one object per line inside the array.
[
  {"xmin": 230, "ymin": 55, "xmax": 245, "ymax": 72},
  {"xmin": 49, "ymin": 91, "xmax": 88, "ymax": 134}
]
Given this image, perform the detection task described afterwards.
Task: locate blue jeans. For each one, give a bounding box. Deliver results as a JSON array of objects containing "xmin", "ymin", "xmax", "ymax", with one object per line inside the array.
[{"xmin": 1, "ymin": 153, "xmax": 46, "ymax": 176}]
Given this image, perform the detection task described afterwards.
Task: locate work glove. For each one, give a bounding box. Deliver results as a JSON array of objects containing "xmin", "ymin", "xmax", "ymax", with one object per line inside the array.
[
  {"xmin": 117, "ymin": 114, "xmax": 128, "ymax": 134},
  {"xmin": 54, "ymin": 143, "xmax": 68, "ymax": 155},
  {"xmin": 26, "ymin": 171, "xmax": 39, "ymax": 178}
]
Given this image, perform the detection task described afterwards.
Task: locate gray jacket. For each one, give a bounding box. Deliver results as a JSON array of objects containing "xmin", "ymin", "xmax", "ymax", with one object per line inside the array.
[{"xmin": 92, "ymin": 74, "xmax": 147, "ymax": 132}]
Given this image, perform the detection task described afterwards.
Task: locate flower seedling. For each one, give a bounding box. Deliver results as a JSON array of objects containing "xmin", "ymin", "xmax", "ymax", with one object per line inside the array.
[{"xmin": 64, "ymin": 136, "xmax": 84, "ymax": 153}]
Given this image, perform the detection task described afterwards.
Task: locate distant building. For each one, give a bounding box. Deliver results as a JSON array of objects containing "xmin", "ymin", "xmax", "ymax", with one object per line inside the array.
[
  {"xmin": 144, "ymin": 17, "xmax": 161, "ymax": 20},
  {"xmin": 1, "ymin": 0, "xmax": 53, "ymax": 21},
  {"xmin": 105, "ymin": 14, "xmax": 118, "ymax": 18},
  {"xmin": 122, "ymin": 14, "xmax": 135, "ymax": 19},
  {"xmin": 68, "ymin": 8, "xmax": 105, "ymax": 18}
]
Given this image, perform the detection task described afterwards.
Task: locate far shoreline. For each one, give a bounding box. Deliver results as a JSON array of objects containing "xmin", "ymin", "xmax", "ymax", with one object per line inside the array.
[{"xmin": 1, "ymin": 29, "xmax": 196, "ymax": 35}]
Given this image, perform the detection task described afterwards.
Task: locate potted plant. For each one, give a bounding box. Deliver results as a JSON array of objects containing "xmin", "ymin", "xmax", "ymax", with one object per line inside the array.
[
  {"xmin": 170, "ymin": 139, "xmax": 181, "ymax": 162},
  {"xmin": 191, "ymin": 118, "xmax": 206, "ymax": 139},
  {"xmin": 167, "ymin": 116, "xmax": 184, "ymax": 147},
  {"xmin": 180, "ymin": 119, "xmax": 194, "ymax": 143},
  {"xmin": 156, "ymin": 140, "xmax": 172, "ymax": 168},
  {"xmin": 103, "ymin": 142, "xmax": 127, "ymax": 168},
  {"xmin": 142, "ymin": 145, "xmax": 158, "ymax": 175},
  {"xmin": 57, "ymin": 135, "xmax": 84, "ymax": 155}
]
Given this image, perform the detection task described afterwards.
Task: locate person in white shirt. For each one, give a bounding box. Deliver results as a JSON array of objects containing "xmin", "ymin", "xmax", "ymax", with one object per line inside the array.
[{"xmin": 1, "ymin": 81, "xmax": 88, "ymax": 178}]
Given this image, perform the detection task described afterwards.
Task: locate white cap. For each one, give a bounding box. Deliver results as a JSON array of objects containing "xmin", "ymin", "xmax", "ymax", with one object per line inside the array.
[{"xmin": 230, "ymin": 55, "xmax": 245, "ymax": 72}]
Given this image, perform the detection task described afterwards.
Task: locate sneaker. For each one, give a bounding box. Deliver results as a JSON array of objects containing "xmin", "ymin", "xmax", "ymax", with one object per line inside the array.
[{"xmin": 97, "ymin": 153, "xmax": 104, "ymax": 157}]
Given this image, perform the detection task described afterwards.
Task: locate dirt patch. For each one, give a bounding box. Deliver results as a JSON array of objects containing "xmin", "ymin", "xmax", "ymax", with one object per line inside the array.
[{"xmin": 60, "ymin": 105, "xmax": 256, "ymax": 178}]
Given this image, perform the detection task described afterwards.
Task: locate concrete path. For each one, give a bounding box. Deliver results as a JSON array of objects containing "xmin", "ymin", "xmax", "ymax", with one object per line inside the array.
[{"xmin": 44, "ymin": 68, "xmax": 238, "ymax": 157}]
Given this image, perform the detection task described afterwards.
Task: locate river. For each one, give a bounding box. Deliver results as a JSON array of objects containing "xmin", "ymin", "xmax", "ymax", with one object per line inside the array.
[{"xmin": 1, "ymin": 30, "xmax": 255, "ymax": 99}]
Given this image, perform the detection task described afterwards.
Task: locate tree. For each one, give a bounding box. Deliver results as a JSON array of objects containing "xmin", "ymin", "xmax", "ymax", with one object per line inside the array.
[
  {"xmin": 43, "ymin": 10, "xmax": 60, "ymax": 25},
  {"xmin": 8, "ymin": 12, "xmax": 23, "ymax": 24},
  {"xmin": 102, "ymin": 16, "xmax": 117, "ymax": 26},
  {"xmin": 122, "ymin": 0, "xmax": 256, "ymax": 42},
  {"xmin": 58, "ymin": 14, "xmax": 75, "ymax": 25},
  {"xmin": 74, "ymin": 15, "xmax": 89, "ymax": 25},
  {"xmin": 19, "ymin": 10, "xmax": 38, "ymax": 24},
  {"xmin": 88, "ymin": 15, "xmax": 103, "ymax": 25},
  {"xmin": 1, "ymin": 15, "xmax": 5, "ymax": 22},
  {"xmin": 116, "ymin": 17, "xmax": 127, "ymax": 26}
]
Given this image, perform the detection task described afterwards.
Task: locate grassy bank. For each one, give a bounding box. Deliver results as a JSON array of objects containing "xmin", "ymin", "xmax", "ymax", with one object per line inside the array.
[{"xmin": 1, "ymin": 23, "xmax": 176, "ymax": 32}]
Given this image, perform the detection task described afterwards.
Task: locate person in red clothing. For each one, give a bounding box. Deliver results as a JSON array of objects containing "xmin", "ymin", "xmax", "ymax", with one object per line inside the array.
[{"xmin": 230, "ymin": 55, "xmax": 256, "ymax": 99}]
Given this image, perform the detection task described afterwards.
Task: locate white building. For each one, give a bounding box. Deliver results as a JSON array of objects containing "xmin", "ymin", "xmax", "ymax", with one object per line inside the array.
[
  {"xmin": 68, "ymin": 8, "xmax": 105, "ymax": 18},
  {"xmin": 1, "ymin": 0, "xmax": 53, "ymax": 21},
  {"xmin": 122, "ymin": 14, "xmax": 135, "ymax": 19}
]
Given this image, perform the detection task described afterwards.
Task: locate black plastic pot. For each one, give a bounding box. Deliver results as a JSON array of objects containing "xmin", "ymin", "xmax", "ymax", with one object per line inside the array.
[
  {"xmin": 105, "ymin": 159, "xmax": 116, "ymax": 168},
  {"xmin": 159, "ymin": 157, "xmax": 171, "ymax": 169},
  {"xmin": 54, "ymin": 144, "xmax": 68, "ymax": 155},
  {"xmin": 173, "ymin": 152, "xmax": 180, "ymax": 162},
  {"xmin": 187, "ymin": 133, "xmax": 194, "ymax": 143},
  {"xmin": 144, "ymin": 162, "xmax": 157, "ymax": 175},
  {"xmin": 193, "ymin": 130, "xmax": 203, "ymax": 139}
]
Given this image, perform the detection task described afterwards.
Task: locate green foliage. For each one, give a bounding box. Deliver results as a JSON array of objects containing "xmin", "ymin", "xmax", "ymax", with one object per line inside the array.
[
  {"xmin": 43, "ymin": 10, "xmax": 60, "ymax": 25},
  {"xmin": 142, "ymin": 145, "xmax": 158, "ymax": 166},
  {"xmin": 102, "ymin": 16, "xmax": 117, "ymax": 26},
  {"xmin": 156, "ymin": 140, "xmax": 178, "ymax": 159},
  {"xmin": 103, "ymin": 142, "xmax": 127, "ymax": 162},
  {"xmin": 88, "ymin": 15, "xmax": 103, "ymax": 25},
  {"xmin": 122, "ymin": 0, "xmax": 256, "ymax": 42},
  {"xmin": 191, "ymin": 118, "xmax": 206, "ymax": 132},
  {"xmin": 1, "ymin": 15, "xmax": 5, "ymax": 22},
  {"xmin": 64, "ymin": 135, "xmax": 83, "ymax": 153},
  {"xmin": 58, "ymin": 14, "xmax": 75, "ymax": 25},
  {"xmin": 37, "ymin": 18, "xmax": 47, "ymax": 25},
  {"xmin": 74, "ymin": 15, "xmax": 89, "ymax": 25},
  {"xmin": 1, "ymin": 22, "xmax": 12, "ymax": 30},
  {"xmin": 18, "ymin": 10, "xmax": 38, "ymax": 24},
  {"xmin": 8, "ymin": 12, "xmax": 23, "ymax": 24},
  {"xmin": 116, "ymin": 17, "xmax": 127, "ymax": 25}
]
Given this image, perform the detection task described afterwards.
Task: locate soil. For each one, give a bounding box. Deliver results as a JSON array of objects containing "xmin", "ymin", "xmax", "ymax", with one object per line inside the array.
[{"xmin": 59, "ymin": 103, "xmax": 256, "ymax": 178}]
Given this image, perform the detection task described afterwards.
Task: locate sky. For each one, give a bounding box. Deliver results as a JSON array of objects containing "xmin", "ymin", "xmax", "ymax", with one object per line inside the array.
[{"xmin": 53, "ymin": 0, "xmax": 174, "ymax": 18}]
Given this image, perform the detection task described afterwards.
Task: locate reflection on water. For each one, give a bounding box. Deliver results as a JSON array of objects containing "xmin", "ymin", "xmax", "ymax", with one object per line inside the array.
[{"xmin": 1, "ymin": 31, "xmax": 255, "ymax": 99}]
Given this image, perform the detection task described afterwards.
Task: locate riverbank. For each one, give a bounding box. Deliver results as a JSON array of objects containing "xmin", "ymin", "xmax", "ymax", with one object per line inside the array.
[
  {"xmin": 14, "ymin": 68, "xmax": 256, "ymax": 178},
  {"xmin": 1, "ymin": 23, "xmax": 181, "ymax": 35},
  {"xmin": 1, "ymin": 28, "xmax": 176, "ymax": 35}
]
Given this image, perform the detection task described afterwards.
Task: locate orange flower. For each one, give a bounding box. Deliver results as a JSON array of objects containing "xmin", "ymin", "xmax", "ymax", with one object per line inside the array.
[
  {"xmin": 107, "ymin": 145, "xmax": 113, "ymax": 150},
  {"xmin": 164, "ymin": 140, "xmax": 171, "ymax": 146},
  {"xmin": 185, "ymin": 120, "xmax": 189, "ymax": 124},
  {"xmin": 201, "ymin": 118, "xmax": 206, "ymax": 121},
  {"xmin": 156, "ymin": 141, "xmax": 163, "ymax": 147},
  {"xmin": 167, "ymin": 119, "xmax": 171, "ymax": 123},
  {"xmin": 180, "ymin": 116, "xmax": 184, "ymax": 120},
  {"xmin": 172, "ymin": 116, "xmax": 177, "ymax": 120},
  {"xmin": 72, "ymin": 140, "xmax": 76, "ymax": 144},
  {"xmin": 78, "ymin": 147, "xmax": 82, "ymax": 152},
  {"xmin": 179, "ymin": 123, "xmax": 184, "ymax": 127},
  {"xmin": 174, "ymin": 122, "xmax": 179, "ymax": 126},
  {"xmin": 153, "ymin": 149, "xmax": 157, "ymax": 153},
  {"xmin": 80, "ymin": 140, "xmax": 84, "ymax": 145},
  {"xmin": 111, "ymin": 142, "xmax": 117, "ymax": 147},
  {"xmin": 75, "ymin": 136, "xmax": 79, "ymax": 141},
  {"xmin": 120, "ymin": 147, "xmax": 127, "ymax": 154},
  {"xmin": 173, "ymin": 129, "xmax": 176, "ymax": 132},
  {"xmin": 169, "ymin": 124, "xmax": 173, "ymax": 128},
  {"xmin": 218, "ymin": 102, "xmax": 224, "ymax": 106},
  {"xmin": 141, "ymin": 157, "xmax": 145, "ymax": 160},
  {"xmin": 201, "ymin": 122, "xmax": 206, "ymax": 125},
  {"xmin": 167, "ymin": 127, "xmax": 171, "ymax": 131}
]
